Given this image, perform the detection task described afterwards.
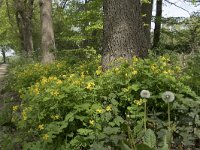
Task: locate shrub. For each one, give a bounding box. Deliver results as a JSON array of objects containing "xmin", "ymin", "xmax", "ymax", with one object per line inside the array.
[{"xmin": 8, "ymin": 56, "xmax": 200, "ymax": 149}]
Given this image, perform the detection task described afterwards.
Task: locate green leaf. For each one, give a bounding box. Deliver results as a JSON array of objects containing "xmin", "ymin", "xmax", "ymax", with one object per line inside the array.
[
  {"xmin": 77, "ymin": 128, "xmax": 94, "ymax": 135},
  {"xmin": 120, "ymin": 142, "xmax": 132, "ymax": 150},
  {"xmin": 143, "ymin": 129, "xmax": 156, "ymax": 148},
  {"xmin": 136, "ymin": 144, "xmax": 155, "ymax": 150}
]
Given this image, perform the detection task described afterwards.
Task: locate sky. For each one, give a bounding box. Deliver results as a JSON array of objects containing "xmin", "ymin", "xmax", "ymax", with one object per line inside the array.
[{"xmin": 161, "ymin": 0, "xmax": 200, "ymax": 17}]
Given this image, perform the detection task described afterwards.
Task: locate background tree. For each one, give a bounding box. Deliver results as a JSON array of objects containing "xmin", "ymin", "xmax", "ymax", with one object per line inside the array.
[
  {"xmin": 152, "ymin": 0, "xmax": 163, "ymax": 49},
  {"xmin": 12, "ymin": 0, "xmax": 34, "ymax": 57},
  {"xmin": 141, "ymin": 0, "xmax": 153, "ymax": 49}
]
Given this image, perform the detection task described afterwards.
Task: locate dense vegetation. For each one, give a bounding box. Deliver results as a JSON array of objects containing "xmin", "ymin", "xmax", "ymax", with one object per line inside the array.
[{"xmin": 0, "ymin": 0, "xmax": 200, "ymax": 150}]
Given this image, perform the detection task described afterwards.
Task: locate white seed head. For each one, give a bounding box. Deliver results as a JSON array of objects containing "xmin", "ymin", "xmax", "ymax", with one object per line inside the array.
[
  {"xmin": 140, "ymin": 90, "xmax": 151, "ymax": 98},
  {"xmin": 162, "ymin": 91, "xmax": 175, "ymax": 103}
]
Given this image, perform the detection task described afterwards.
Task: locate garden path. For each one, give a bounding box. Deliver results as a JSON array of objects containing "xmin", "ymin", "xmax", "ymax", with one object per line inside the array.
[{"xmin": 0, "ymin": 64, "xmax": 8, "ymax": 79}]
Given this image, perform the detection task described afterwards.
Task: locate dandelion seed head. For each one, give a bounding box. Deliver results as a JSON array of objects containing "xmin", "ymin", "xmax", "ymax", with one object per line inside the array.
[
  {"xmin": 162, "ymin": 91, "xmax": 175, "ymax": 103},
  {"xmin": 140, "ymin": 90, "xmax": 151, "ymax": 98}
]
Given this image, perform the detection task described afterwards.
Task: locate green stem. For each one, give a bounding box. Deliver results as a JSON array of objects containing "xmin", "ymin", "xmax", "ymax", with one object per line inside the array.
[
  {"xmin": 127, "ymin": 125, "xmax": 136, "ymax": 150},
  {"xmin": 144, "ymin": 101, "xmax": 147, "ymax": 132},
  {"xmin": 168, "ymin": 102, "xmax": 171, "ymax": 149}
]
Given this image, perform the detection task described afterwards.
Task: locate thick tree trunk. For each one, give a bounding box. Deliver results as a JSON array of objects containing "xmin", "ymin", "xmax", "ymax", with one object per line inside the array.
[
  {"xmin": 102, "ymin": 0, "xmax": 148, "ymax": 69},
  {"xmin": 141, "ymin": 0, "xmax": 153, "ymax": 49},
  {"xmin": 39, "ymin": 0, "xmax": 55, "ymax": 64},
  {"xmin": 152, "ymin": 0, "xmax": 163, "ymax": 49}
]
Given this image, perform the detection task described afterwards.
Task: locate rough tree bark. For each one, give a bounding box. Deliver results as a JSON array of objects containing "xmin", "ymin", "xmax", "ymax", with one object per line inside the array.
[
  {"xmin": 152, "ymin": 0, "xmax": 163, "ymax": 49},
  {"xmin": 141, "ymin": 0, "xmax": 153, "ymax": 49},
  {"xmin": 102, "ymin": 0, "xmax": 148, "ymax": 69},
  {"xmin": 39, "ymin": 0, "xmax": 55, "ymax": 64}
]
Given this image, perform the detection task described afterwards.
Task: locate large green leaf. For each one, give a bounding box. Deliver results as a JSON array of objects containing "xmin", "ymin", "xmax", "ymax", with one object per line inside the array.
[{"xmin": 143, "ymin": 129, "xmax": 156, "ymax": 148}]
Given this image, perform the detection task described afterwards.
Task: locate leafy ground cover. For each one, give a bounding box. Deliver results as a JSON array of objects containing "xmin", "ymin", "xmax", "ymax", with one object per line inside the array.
[{"xmin": 0, "ymin": 54, "xmax": 200, "ymax": 150}]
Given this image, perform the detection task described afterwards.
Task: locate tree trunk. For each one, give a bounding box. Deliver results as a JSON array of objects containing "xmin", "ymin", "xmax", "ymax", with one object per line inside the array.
[
  {"xmin": 102, "ymin": 0, "xmax": 148, "ymax": 69},
  {"xmin": 1, "ymin": 49, "xmax": 6, "ymax": 63},
  {"xmin": 39, "ymin": 0, "xmax": 55, "ymax": 64},
  {"xmin": 152, "ymin": 0, "xmax": 163, "ymax": 49},
  {"xmin": 14, "ymin": 0, "xmax": 34, "ymax": 57},
  {"xmin": 141, "ymin": 0, "xmax": 153, "ymax": 49}
]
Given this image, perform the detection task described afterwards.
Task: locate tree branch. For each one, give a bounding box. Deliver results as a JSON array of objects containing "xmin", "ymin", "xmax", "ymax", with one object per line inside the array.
[{"xmin": 165, "ymin": 0, "xmax": 191, "ymax": 15}]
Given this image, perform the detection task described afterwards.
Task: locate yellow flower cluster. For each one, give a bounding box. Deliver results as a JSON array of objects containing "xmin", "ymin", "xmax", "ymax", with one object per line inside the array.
[
  {"xmin": 12, "ymin": 105, "xmax": 19, "ymax": 111},
  {"xmin": 89, "ymin": 120, "xmax": 95, "ymax": 126},
  {"xmin": 38, "ymin": 124, "xmax": 44, "ymax": 130},
  {"xmin": 163, "ymin": 69, "xmax": 174, "ymax": 75},
  {"xmin": 50, "ymin": 90, "xmax": 59, "ymax": 97},
  {"xmin": 51, "ymin": 114, "xmax": 60, "ymax": 120},
  {"xmin": 106, "ymin": 105, "xmax": 112, "ymax": 112},
  {"xmin": 132, "ymin": 70, "xmax": 138, "ymax": 75},
  {"xmin": 96, "ymin": 66, "xmax": 103, "ymax": 75},
  {"xmin": 86, "ymin": 81, "xmax": 95, "ymax": 90},
  {"xmin": 96, "ymin": 108, "xmax": 103, "ymax": 114},
  {"xmin": 22, "ymin": 107, "xmax": 32, "ymax": 121},
  {"xmin": 133, "ymin": 56, "xmax": 138, "ymax": 63},
  {"xmin": 134, "ymin": 99, "xmax": 145, "ymax": 106},
  {"xmin": 42, "ymin": 134, "xmax": 49, "ymax": 140}
]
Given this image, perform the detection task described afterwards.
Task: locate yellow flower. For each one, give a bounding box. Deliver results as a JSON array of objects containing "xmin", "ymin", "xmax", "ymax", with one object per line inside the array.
[
  {"xmin": 96, "ymin": 109, "xmax": 103, "ymax": 114},
  {"xmin": 22, "ymin": 110, "xmax": 27, "ymax": 120},
  {"xmin": 41, "ymin": 77, "xmax": 48, "ymax": 85},
  {"xmin": 89, "ymin": 120, "xmax": 95, "ymax": 126},
  {"xmin": 86, "ymin": 81, "xmax": 95, "ymax": 90},
  {"xmin": 81, "ymin": 72, "xmax": 85, "ymax": 78},
  {"xmin": 96, "ymin": 66, "xmax": 102, "ymax": 75},
  {"xmin": 56, "ymin": 79, "xmax": 62, "ymax": 85},
  {"xmin": 12, "ymin": 105, "xmax": 19, "ymax": 111},
  {"xmin": 163, "ymin": 69, "xmax": 173, "ymax": 75},
  {"xmin": 54, "ymin": 114, "xmax": 60, "ymax": 120},
  {"xmin": 51, "ymin": 114, "xmax": 60, "ymax": 120},
  {"xmin": 62, "ymin": 75, "xmax": 67, "ymax": 78},
  {"xmin": 132, "ymin": 70, "xmax": 138, "ymax": 75},
  {"xmin": 50, "ymin": 90, "xmax": 59, "ymax": 96},
  {"xmin": 69, "ymin": 74, "xmax": 75, "ymax": 78},
  {"xmin": 38, "ymin": 124, "xmax": 44, "ymax": 130},
  {"xmin": 33, "ymin": 87, "xmax": 39, "ymax": 95},
  {"xmin": 42, "ymin": 134, "xmax": 49, "ymax": 140},
  {"xmin": 133, "ymin": 56, "xmax": 138, "ymax": 62},
  {"xmin": 106, "ymin": 105, "xmax": 112, "ymax": 112},
  {"xmin": 163, "ymin": 62, "xmax": 167, "ymax": 66},
  {"xmin": 114, "ymin": 68, "xmax": 119, "ymax": 73},
  {"xmin": 151, "ymin": 64, "xmax": 157, "ymax": 71},
  {"xmin": 134, "ymin": 99, "xmax": 144, "ymax": 106}
]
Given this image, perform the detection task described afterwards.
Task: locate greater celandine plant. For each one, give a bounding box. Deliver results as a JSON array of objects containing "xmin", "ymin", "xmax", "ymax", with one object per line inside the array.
[
  {"xmin": 162, "ymin": 91, "xmax": 175, "ymax": 148},
  {"xmin": 140, "ymin": 90, "xmax": 151, "ymax": 132}
]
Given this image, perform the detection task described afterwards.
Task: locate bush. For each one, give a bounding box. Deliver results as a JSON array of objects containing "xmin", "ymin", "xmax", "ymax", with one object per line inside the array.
[{"xmin": 6, "ymin": 56, "xmax": 200, "ymax": 149}]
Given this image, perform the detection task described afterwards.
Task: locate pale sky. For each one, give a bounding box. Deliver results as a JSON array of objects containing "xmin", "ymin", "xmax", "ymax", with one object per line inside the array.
[{"xmin": 160, "ymin": 0, "xmax": 200, "ymax": 17}]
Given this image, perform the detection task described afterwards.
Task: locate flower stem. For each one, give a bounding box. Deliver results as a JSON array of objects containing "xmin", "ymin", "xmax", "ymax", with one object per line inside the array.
[
  {"xmin": 168, "ymin": 102, "xmax": 171, "ymax": 149},
  {"xmin": 144, "ymin": 100, "xmax": 147, "ymax": 132}
]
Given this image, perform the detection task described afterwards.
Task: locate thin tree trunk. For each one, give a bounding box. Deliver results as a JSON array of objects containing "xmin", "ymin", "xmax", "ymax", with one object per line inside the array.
[
  {"xmin": 2, "ymin": 49, "xmax": 6, "ymax": 63},
  {"xmin": 152, "ymin": 0, "xmax": 163, "ymax": 49},
  {"xmin": 141, "ymin": 0, "xmax": 153, "ymax": 49},
  {"xmin": 102, "ymin": 0, "xmax": 148, "ymax": 69},
  {"xmin": 39, "ymin": 0, "xmax": 55, "ymax": 64}
]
